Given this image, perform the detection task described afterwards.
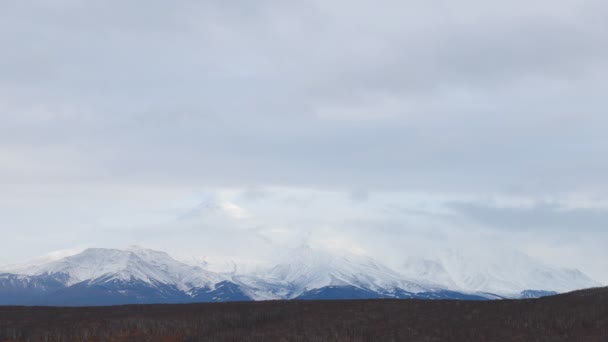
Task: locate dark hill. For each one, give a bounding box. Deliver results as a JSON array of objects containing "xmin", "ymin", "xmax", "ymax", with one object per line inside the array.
[{"xmin": 1, "ymin": 287, "xmax": 607, "ymax": 342}]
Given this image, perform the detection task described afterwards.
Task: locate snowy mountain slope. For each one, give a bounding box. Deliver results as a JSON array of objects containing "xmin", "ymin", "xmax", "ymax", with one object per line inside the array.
[
  {"xmin": 229, "ymin": 274, "xmax": 291, "ymax": 301},
  {"xmin": 400, "ymin": 248, "xmax": 600, "ymax": 296},
  {"xmin": 255, "ymin": 246, "xmax": 439, "ymax": 298},
  {"xmin": 0, "ymin": 245, "xmax": 600, "ymax": 305},
  {"xmin": 0, "ymin": 247, "xmax": 249, "ymax": 305},
  {"xmin": 0, "ymin": 273, "xmax": 69, "ymax": 305},
  {"xmin": 9, "ymin": 246, "xmax": 223, "ymax": 290}
]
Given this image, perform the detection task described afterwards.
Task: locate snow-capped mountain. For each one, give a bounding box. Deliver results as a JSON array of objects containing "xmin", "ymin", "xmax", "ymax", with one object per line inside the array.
[
  {"xmin": 0, "ymin": 246, "xmax": 241, "ymax": 305},
  {"xmin": 400, "ymin": 248, "xmax": 600, "ymax": 296},
  {"xmin": 226, "ymin": 246, "xmax": 432, "ymax": 301},
  {"xmin": 0, "ymin": 246, "xmax": 599, "ymax": 306},
  {"xmin": 13, "ymin": 246, "xmax": 222, "ymax": 290},
  {"xmin": 257, "ymin": 245, "xmax": 436, "ymax": 296}
]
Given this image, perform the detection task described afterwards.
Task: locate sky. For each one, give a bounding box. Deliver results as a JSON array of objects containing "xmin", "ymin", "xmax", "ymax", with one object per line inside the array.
[{"xmin": 0, "ymin": 0, "xmax": 607, "ymax": 283}]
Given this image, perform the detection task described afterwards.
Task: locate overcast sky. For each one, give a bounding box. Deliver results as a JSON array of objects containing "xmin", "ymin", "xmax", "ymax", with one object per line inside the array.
[{"xmin": 1, "ymin": 0, "xmax": 607, "ymax": 282}]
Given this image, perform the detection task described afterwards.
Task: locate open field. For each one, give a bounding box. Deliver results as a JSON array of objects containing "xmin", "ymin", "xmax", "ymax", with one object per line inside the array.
[{"xmin": 1, "ymin": 287, "xmax": 607, "ymax": 342}]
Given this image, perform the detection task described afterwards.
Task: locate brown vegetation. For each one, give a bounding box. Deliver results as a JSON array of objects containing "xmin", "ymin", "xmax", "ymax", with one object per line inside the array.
[{"xmin": 1, "ymin": 287, "xmax": 607, "ymax": 342}]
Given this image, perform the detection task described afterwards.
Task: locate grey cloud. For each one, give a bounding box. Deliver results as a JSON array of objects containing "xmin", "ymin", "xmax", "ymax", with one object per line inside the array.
[
  {"xmin": 448, "ymin": 201, "xmax": 608, "ymax": 231},
  {"xmin": 1, "ymin": 0, "xmax": 606, "ymax": 194},
  {"xmin": 2, "ymin": 1, "xmax": 608, "ymax": 281},
  {"xmin": 349, "ymin": 189, "xmax": 370, "ymax": 203},
  {"xmin": 238, "ymin": 188, "xmax": 273, "ymax": 202}
]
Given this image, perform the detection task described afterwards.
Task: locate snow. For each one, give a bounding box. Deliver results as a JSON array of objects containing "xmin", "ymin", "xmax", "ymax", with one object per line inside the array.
[
  {"xmin": 8, "ymin": 246, "xmax": 223, "ymax": 290},
  {"xmin": 256, "ymin": 245, "xmax": 436, "ymax": 297},
  {"xmin": 400, "ymin": 248, "xmax": 600, "ymax": 296},
  {"xmin": 3, "ymin": 245, "xmax": 600, "ymax": 299}
]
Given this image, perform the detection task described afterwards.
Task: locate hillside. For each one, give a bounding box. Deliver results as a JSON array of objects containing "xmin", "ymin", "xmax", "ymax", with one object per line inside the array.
[{"xmin": 1, "ymin": 287, "xmax": 607, "ymax": 342}]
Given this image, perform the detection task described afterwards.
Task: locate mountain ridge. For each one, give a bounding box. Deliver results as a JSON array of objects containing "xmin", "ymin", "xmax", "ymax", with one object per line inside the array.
[{"xmin": 0, "ymin": 246, "xmax": 599, "ymax": 306}]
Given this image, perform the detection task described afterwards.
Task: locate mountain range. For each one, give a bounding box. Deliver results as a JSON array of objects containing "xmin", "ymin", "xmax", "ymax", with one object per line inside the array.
[{"xmin": 0, "ymin": 246, "xmax": 599, "ymax": 306}]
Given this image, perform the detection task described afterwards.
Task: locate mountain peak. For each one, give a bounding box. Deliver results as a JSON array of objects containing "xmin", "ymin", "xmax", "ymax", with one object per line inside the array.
[
  {"xmin": 7, "ymin": 246, "xmax": 220, "ymax": 289},
  {"xmin": 261, "ymin": 246, "xmax": 434, "ymax": 297},
  {"xmin": 0, "ymin": 246, "xmax": 600, "ymax": 305},
  {"xmin": 400, "ymin": 248, "xmax": 600, "ymax": 295}
]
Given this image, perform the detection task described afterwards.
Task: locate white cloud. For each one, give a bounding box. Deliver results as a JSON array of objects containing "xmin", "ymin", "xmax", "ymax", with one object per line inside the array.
[{"xmin": 1, "ymin": 0, "xmax": 607, "ymax": 284}]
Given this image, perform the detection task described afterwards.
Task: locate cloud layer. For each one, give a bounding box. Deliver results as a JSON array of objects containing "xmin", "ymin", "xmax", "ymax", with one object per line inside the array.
[{"xmin": 1, "ymin": 1, "xmax": 607, "ymax": 282}]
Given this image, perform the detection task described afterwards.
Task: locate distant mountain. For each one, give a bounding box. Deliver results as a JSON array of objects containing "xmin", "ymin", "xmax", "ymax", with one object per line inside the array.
[
  {"xmin": 0, "ymin": 246, "xmax": 242, "ymax": 306},
  {"xmin": 248, "ymin": 245, "xmax": 438, "ymax": 298},
  {"xmin": 518, "ymin": 290, "xmax": 558, "ymax": 299},
  {"xmin": 400, "ymin": 248, "xmax": 600, "ymax": 296},
  {"xmin": 0, "ymin": 273, "xmax": 68, "ymax": 305},
  {"xmin": 295, "ymin": 286, "xmax": 489, "ymax": 301},
  {"xmin": 296, "ymin": 285, "xmax": 386, "ymax": 300},
  {"xmin": 11, "ymin": 246, "xmax": 221, "ymax": 288},
  {"xmin": 0, "ymin": 246, "xmax": 598, "ymax": 306}
]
